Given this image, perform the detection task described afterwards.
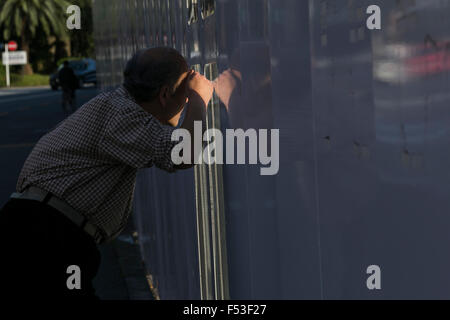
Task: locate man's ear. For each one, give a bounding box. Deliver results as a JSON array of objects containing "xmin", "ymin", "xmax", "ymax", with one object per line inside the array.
[{"xmin": 159, "ymin": 85, "xmax": 170, "ymax": 106}]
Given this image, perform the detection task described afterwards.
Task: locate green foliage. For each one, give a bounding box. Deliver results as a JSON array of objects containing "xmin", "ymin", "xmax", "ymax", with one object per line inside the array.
[
  {"xmin": 0, "ymin": 57, "xmax": 49, "ymax": 87},
  {"xmin": 0, "ymin": 0, "xmax": 94, "ymax": 74},
  {"xmin": 13, "ymin": 73, "xmax": 49, "ymax": 87},
  {"xmin": 69, "ymin": 0, "xmax": 95, "ymax": 58},
  {"xmin": 0, "ymin": 71, "xmax": 49, "ymax": 87},
  {"xmin": 0, "ymin": 0, "xmax": 71, "ymax": 40},
  {"xmin": 0, "ymin": 0, "xmax": 73, "ymax": 74}
]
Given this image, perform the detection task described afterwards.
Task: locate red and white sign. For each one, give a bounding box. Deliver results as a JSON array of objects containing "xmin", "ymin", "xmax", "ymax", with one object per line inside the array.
[{"xmin": 7, "ymin": 41, "xmax": 17, "ymax": 51}]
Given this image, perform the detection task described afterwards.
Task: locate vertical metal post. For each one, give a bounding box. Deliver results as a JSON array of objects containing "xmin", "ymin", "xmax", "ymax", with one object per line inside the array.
[
  {"xmin": 193, "ymin": 62, "xmax": 230, "ymax": 300},
  {"xmin": 204, "ymin": 62, "xmax": 229, "ymax": 301},
  {"xmin": 5, "ymin": 44, "xmax": 10, "ymax": 87},
  {"xmin": 193, "ymin": 64, "xmax": 214, "ymax": 300}
]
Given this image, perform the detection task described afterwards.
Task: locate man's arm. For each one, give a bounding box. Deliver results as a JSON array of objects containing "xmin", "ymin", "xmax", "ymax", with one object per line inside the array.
[
  {"xmin": 173, "ymin": 71, "xmax": 214, "ymax": 170},
  {"xmin": 99, "ymin": 71, "xmax": 213, "ymax": 172}
]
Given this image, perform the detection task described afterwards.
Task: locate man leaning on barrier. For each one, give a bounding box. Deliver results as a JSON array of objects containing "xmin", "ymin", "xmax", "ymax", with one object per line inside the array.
[{"xmin": 0, "ymin": 47, "xmax": 213, "ymax": 300}]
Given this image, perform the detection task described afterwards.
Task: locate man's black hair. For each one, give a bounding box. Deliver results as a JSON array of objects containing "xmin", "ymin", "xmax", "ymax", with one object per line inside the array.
[
  {"xmin": 63, "ymin": 61, "xmax": 69, "ymax": 67},
  {"xmin": 123, "ymin": 47, "xmax": 189, "ymax": 103}
]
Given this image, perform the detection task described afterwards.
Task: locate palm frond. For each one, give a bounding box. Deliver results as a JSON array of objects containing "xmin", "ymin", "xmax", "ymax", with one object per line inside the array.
[
  {"xmin": 0, "ymin": 0, "xmax": 18, "ymax": 25},
  {"xmin": 1, "ymin": 0, "xmax": 72, "ymax": 39}
]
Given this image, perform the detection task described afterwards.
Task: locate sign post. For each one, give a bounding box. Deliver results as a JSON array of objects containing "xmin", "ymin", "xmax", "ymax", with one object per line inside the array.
[
  {"xmin": 2, "ymin": 42, "xmax": 26, "ymax": 88},
  {"xmin": 5, "ymin": 43, "xmax": 10, "ymax": 87}
]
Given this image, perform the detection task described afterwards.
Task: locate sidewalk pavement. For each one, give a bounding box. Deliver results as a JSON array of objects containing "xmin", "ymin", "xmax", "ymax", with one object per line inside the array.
[{"xmin": 94, "ymin": 218, "xmax": 154, "ymax": 300}]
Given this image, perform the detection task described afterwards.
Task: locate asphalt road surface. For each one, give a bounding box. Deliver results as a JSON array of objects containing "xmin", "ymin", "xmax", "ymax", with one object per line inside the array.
[{"xmin": 0, "ymin": 86, "xmax": 131, "ymax": 299}]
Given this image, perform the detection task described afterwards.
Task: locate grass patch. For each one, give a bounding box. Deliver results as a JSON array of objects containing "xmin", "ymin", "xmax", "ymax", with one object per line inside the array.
[{"xmin": 0, "ymin": 73, "xmax": 49, "ymax": 88}]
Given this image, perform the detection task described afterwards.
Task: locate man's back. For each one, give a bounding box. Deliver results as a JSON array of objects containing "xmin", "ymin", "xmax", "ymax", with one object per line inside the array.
[{"xmin": 16, "ymin": 86, "xmax": 178, "ymax": 240}]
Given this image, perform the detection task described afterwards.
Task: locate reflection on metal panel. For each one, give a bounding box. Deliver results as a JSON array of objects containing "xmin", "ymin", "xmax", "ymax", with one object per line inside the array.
[
  {"xmin": 201, "ymin": 0, "xmax": 215, "ymax": 20},
  {"xmin": 188, "ymin": 0, "xmax": 199, "ymax": 26},
  {"xmin": 93, "ymin": 0, "xmax": 450, "ymax": 299},
  {"xmin": 309, "ymin": 0, "xmax": 450, "ymax": 299},
  {"xmin": 204, "ymin": 62, "xmax": 229, "ymax": 300}
]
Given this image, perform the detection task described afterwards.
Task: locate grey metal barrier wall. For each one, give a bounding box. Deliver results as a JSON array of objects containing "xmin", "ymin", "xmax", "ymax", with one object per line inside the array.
[{"xmin": 93, "ymin": 0, "xmax": 450, "ymax": 299}]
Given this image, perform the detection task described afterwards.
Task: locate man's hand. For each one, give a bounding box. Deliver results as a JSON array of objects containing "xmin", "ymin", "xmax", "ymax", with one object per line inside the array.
[
  {"xmin": 187, "ymin": 71, "xmax": 214, "ymax": 107},
  {"xmin": 174, "ymin": 71, "xmax": 213, "ymax": 170}
]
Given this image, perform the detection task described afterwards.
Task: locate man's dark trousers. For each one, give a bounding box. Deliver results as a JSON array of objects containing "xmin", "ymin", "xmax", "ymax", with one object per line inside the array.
[{"xmin": 0, "ymin": 198, "xmax": 101, "ymax": 299}]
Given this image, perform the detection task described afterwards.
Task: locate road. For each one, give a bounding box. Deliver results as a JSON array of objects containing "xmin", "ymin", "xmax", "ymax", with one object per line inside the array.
[{"xmin": 0, "ymin": 86, "xmax": 131, "ymax": 299}]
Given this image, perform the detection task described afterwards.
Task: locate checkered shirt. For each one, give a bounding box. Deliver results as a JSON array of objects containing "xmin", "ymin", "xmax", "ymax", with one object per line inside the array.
[{"xmin": 16, "ymin": 85, "xmax": 178, "ymax": 242}]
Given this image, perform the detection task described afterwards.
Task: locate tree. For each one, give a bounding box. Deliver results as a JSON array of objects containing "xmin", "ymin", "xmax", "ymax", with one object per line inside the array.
[
  {"xmin": 70, "ymin": 0, "xmax": 94, "ymax": 58},
  {"xmin": 0, "ymin": 0, "xmax": 70, "ymax": 75}
]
